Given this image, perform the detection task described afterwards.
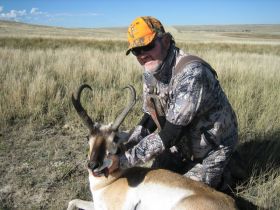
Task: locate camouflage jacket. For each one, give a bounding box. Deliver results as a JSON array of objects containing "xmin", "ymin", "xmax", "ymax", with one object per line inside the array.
[{"xmin": 119, "ymin": 45, "xmax": 238, "ymax": 168}]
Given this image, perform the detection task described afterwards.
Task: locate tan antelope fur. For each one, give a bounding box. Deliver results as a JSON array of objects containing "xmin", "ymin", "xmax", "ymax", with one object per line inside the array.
[{"xmin": 67, "ymin": 84, "xmax": 238, "ymax": 210}]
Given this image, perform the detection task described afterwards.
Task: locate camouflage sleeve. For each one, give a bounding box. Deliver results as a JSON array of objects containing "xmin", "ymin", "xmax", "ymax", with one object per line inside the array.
[
  {"xmin": 167, "ymin": 63, "xmax": 206, "ymax": 126},
  {"xmin": 119, "ymin": 133, "xmax": 165, "ymax": 169},
  {"xmin": 124, "ymin": 125, "xmax": 151, "ymax": 149}
]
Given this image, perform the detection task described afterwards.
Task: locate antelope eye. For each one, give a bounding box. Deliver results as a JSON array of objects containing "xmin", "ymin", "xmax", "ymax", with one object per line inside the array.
[
  {"xmin": 113, "ymin": 136, "xmax": 119, "ymax": 143},
  {"xmin": 86, "ymin": 136, "xmax": 89, "ymax": 142}
]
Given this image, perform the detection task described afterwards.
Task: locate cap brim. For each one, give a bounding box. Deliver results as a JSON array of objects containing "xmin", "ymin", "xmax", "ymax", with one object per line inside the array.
[
  {"xmin": 125, "ymin": 33, "xmax": 157, "ymax": 56},
  {"xmin": 126, "ymin": 49, "xmax": 131, "ymax": 56}
]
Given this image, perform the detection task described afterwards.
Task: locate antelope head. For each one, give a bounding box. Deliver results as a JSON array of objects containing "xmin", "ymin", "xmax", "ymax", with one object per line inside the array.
[{"xmin": 71, "ymin": 84, "xmax": 136, "ymax": 175}]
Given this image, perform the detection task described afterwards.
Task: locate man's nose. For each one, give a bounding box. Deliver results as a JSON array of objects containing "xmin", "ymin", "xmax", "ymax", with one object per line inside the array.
[{"xmin": 137, "ymin": 52, "xmax": 149, "ymax": 61}]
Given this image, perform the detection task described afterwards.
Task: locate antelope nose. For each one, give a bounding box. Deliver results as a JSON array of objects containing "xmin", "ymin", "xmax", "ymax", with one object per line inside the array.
[{"xmin": 87, "ymin": 161, "xmax": 99, "ymax": 170}]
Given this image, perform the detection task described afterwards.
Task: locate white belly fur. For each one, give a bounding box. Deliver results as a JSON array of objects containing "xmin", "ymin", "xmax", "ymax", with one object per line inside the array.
[{"xmin": 122, "ymin": 183, "xmax": 195, "ymax": 210}]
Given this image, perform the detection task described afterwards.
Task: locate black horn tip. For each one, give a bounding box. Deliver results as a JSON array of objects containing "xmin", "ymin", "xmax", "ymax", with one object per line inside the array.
[
  {"xmin": 124, "ymin": 84, "xmax": 135, "ymax": 91},
  {"xmin": 73, "ymin": 84, "xmax": 92, "ymax": 99},
  {"xmin": 111, "ymin": 84, "xmax": 137, "ymax": 131},
  {"xmin": 71, "ymin": 83, "xmax": 95, "ymax": 131},
  {"xmin": 124, "ymin": 85, "xmax": 136, "ymax": 100}
]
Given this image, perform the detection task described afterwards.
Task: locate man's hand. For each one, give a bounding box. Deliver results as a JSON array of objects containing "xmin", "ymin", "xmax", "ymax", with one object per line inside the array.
[{"xmin": 108, "ymin": 154, "xmax": 120, "ymax": 174}]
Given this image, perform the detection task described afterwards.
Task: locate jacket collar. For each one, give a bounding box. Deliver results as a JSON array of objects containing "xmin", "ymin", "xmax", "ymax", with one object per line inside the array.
[{"xmin": 152, "ymin": 43, "xmax": 178, "ymax": 84}]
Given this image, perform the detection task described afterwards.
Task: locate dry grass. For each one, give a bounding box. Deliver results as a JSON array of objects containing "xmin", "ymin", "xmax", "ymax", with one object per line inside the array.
[
  {"xmin": 0, "ymin": 39, "xmax": 142, "ymax": 129},
  {"xmin": 0, "ymin": 21, "xmax": 280, "ymax": 210}
]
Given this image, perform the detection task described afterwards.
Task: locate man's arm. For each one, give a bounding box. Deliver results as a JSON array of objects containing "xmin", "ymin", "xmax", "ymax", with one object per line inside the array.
[
  {"xmin": 124, "ymin": 113, "xmax": 157, "ymax": 149},
  {"xmin": 119, "ymin": 132, "xmax": 165, "ymax": 168},
  {"xmin": 119, "ymin": 63, "xmax": 208, "ymax": 169}
]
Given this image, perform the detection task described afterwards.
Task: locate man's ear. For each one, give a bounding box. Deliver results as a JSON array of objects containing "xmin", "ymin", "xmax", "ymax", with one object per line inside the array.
[{"xmin": 162, "ymin": 34, "xmax": 171, "ymax": 49}]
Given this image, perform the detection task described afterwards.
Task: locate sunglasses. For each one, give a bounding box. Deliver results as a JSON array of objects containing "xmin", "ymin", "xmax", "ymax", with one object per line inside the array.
[{"xmin": 131, "ymin": 40, "xmax": 157, "ymax": 56}]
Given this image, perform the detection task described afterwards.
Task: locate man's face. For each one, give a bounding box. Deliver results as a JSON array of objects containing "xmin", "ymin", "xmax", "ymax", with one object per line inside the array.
[{"xmin": 133, "ymin": 36, "xmax": 170, "ymax": 73}]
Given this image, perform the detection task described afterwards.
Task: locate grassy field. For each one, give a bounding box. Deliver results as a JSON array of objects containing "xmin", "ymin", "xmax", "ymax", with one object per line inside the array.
[{"xmin": 0, "ymin": 20, "xmax": 280, "ymax": 210}]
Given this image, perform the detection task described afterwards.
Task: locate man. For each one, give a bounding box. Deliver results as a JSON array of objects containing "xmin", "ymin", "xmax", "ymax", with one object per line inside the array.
[{"xmin": 109, "ymin": 16, "xmax": 238, "ymax": 190}]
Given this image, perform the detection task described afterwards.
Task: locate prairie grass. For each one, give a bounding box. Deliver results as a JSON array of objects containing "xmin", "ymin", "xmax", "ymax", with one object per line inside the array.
[
  {"xmin": 0, "ymin": 40, "xmax": 141, "ymax": 129},
  {"xmin": 236, "ymin": 167, "xmax": 280, "ymax": 209},
  {"xmin": 1, "ymin": 37, "xmax": 279, "ymax": 137},
  {"xmin": 0, "ymin": 31, "xmax": 280, "ymax": 209},
  {"xmin": 0, "ymin": 36, "xmax": 127, "ymax": 51}
]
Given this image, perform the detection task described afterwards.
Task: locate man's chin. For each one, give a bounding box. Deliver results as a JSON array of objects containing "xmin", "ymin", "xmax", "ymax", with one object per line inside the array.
[{"xmin": 143, "ymin": 62, "xmax": 161, "ymax": 73}]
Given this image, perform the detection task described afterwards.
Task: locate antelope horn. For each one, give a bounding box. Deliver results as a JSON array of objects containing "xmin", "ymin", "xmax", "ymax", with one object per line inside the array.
[
  {"xmin": 71, "ymin": 84, "xmax": 95, "ymax": 132},
  {"xmin": 111, "ymin": 85, "xmax": 136, "ymax": 131}
]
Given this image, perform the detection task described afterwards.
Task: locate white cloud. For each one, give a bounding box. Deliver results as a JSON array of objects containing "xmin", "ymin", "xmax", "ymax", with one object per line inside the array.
[
  {"xmin": 0, "ymin": 8, "xmax": 27, "ymax": 20},
  {"xmin": 0, "ymin": 6, "xmax": 46, "ymax": 21},
  {"xmin": 0, "ymin": 6, "xmax": 101, "ymax": 26},
  {"xmin": 30, "ymin": 8, "xmax": 46, "ymax": 15},
  {"xmin": 30, "ymin": 8, "xmax": 39, "ymax": 14}
]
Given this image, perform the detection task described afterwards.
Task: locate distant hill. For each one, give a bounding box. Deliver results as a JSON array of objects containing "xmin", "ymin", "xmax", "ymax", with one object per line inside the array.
[
  {"xmin": 0, "ymin": 20, "xmax": 127, "ymax": 40},
  {"xmin": 1, "ymin": 20, "xmax": 280, "ymax": 43},
  {"xmin": 174, "ymin": 24, "xmax": 280, "ymax": 33}
]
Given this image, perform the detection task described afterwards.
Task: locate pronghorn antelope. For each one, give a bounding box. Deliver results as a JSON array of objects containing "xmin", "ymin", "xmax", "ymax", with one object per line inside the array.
[{"xmin": 67, "ymin": 84, "xmax": 237, "ymax": 210}]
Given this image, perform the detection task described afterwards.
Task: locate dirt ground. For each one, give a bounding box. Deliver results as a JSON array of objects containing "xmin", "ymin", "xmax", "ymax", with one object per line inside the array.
[
  {"xmin": 0, "ymin": 122, "xmax": 271, "ymax": 210},
  {"xmin": 0, "ymin": 122, "xmax": 93, "ymax": 210}
]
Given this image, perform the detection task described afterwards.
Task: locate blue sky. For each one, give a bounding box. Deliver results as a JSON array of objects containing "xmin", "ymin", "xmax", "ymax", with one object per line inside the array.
[{"xmin": 0, "ymin": 0, "xmax": 280, "ymax": 28}]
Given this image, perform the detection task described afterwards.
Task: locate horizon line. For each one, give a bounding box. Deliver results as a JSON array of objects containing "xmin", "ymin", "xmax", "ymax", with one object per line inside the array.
[{"xmin": 1, "ymin": 19, "xmax": 280, "ymax": 29}]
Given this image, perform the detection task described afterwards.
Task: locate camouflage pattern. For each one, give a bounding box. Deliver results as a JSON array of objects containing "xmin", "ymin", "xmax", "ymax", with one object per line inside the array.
[
  {"xmin": 119, "ymin": 132, "xmax": 165, "ymax": 169},
  {"xmin": 184, "ymin": 137, "xmax": 237, "ymax": 188},
  {"xmin": 142, "ymin": 16, "xmax": 165, "ymax": 35},
  {"xmin": 120, "ymin": 44, "xmax": 238, "ymax": 188},
  {"xmin": 123, "ymin": 125, "xmax": 151, "ymax": 150},
  {"xmin": 127, "ymin": 16, "xmax": 165, "ymax": 54}
]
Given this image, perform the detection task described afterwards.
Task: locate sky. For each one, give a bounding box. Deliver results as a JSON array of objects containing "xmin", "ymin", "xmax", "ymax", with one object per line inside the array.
[{"xmin": 0, "ymin": 0, "xmax": 280, "ymax": 28}]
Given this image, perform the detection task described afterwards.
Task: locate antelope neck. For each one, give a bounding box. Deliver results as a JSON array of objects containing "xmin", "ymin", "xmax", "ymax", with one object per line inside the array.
[{"xmin": 89, "ymin": 170, "xmax": 124, "ymax": 191}]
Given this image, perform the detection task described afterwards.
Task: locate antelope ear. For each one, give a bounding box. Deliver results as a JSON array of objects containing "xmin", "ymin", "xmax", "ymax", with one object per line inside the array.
[
  {"xmin": 111, "ymin": 133, "xmax": 127, "ymax": 155},
  {"xmin": 106, "ymin": 133, "xmax": 118, "ymax": 155},
  {"xmin": 115, "ymin": 131, "xmax": 130, "ymax": 144}
]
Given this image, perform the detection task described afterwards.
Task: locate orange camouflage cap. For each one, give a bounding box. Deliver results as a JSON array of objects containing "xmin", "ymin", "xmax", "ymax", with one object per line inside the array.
[{"xmin": 126, "ymin": 16, "xmax": 165, "ymax": 55}]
